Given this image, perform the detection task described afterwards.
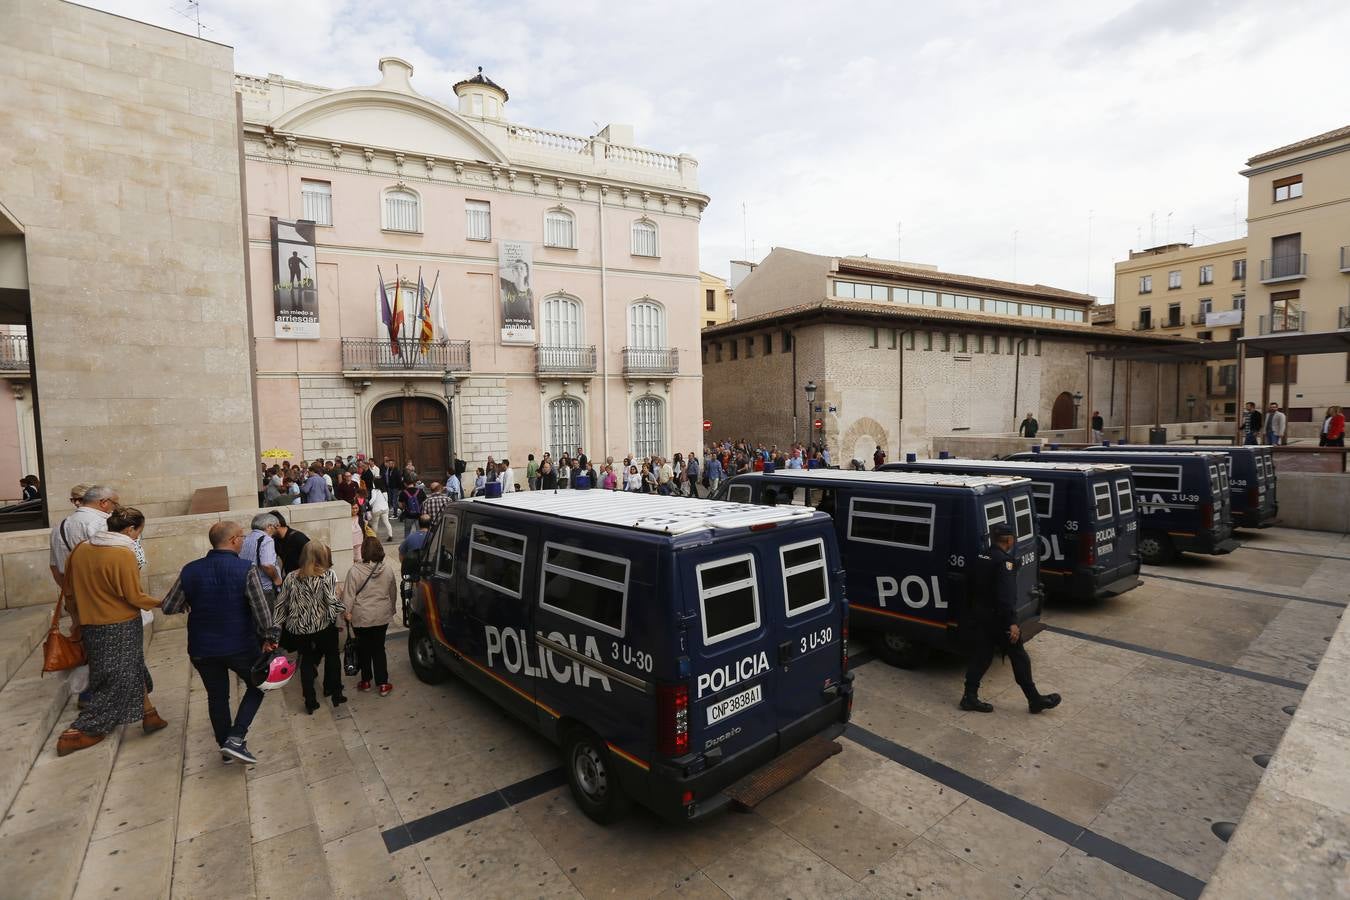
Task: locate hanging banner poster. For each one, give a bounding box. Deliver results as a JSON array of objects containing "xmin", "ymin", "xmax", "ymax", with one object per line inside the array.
[
  {"xmin": 271, "ymin": 217, "xmax": 319, "ymax": 339},
  {"xmin": 498, "ymin": 239, "xmax": 536, "ymax": 345}
]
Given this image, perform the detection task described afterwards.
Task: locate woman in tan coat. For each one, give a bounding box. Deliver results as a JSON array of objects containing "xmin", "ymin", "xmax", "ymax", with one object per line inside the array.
[
  {"xmin": 58, "ymin": 507, "xmax": 164, "ymax": 756},
  {"xmin": 341, "ymin": 536, "xmax": 399, "ymax": 696}
]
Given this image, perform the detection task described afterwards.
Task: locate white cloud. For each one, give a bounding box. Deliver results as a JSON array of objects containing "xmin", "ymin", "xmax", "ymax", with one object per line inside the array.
[{"xmin": 86, "ymin": 0, "xmax": 1350, "ymax": 299}]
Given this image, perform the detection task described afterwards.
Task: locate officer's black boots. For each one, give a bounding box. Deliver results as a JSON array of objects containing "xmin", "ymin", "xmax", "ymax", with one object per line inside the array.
[
  {"xmin": 959, "ymin": 692, "xmax": 993, "ymax": 713},
  {"xmin": 1027, "ymin": 692, "xmax": 1062, "ymax": 714}
]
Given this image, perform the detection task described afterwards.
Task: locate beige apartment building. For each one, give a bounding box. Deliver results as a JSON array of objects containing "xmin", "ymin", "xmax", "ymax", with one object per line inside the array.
[
  {"xmin": 1112, "ymin": 239, "xmax": 1248, "ymax": 419},
  {"xmin": 1240, "ymin": 125, "xmax": 1350, "ymax": 421},
  {"xmin": 699, "ymin": 271, "xmax": 732, "ymax": 328}
]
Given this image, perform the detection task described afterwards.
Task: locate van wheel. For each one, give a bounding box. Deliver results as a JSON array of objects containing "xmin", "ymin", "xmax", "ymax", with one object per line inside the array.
[
  {"xmin": 564, "ymin": 729, "xmax": 630, "ymax": 824},
  {"xmin": 873, "ymin": 631, "xmax": 931, "ymax": 669},
  {"xmin": 1137, "ymin": 534, "xmax": 1175, "ymax": 565},
  {"xmin": 408, "ymin": 620, "xmax": 450, "ymax": 684}
]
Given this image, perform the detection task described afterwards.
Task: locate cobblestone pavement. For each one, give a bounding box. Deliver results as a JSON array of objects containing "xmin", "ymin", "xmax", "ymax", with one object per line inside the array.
[{"xmin": 10, "ymin": 528, "xmax": 1345, "ymax": 899}]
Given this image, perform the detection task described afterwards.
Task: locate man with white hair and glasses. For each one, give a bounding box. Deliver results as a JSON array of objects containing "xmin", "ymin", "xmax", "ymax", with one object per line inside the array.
[{"xmin": 239, "ymin": 513, "xmax": 283, "ymax": 599}]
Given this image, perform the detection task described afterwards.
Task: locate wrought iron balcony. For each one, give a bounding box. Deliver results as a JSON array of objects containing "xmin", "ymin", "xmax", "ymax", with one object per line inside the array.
[
  {"xmin": 1260, "ymin": 253, "xmax": 1307, "ymax": 283},
  {"xmin": 1190, "ymin": 312, "xmax": 1210, "ymax": 325},
  {"xmin": 1160, "ymin": 316, "xmax": 1185, "ymax": 329},
  {"xmin": 622, "ymin": 346, "xmax": 679, "ymax": 376},
  {"xmin": 0, "ymin": 333, "xmax": 30, "ymax": 372},
  {"xmin": 1339, "ymin": 306, "xmax": 1350, "ymax": 329},
  {"xmin": 340, "ymin": 338, "xmax": 470, "ymax": 374},
  {"xmin": 1208, "ymin": 382, "xmax": 1236, "ymax": 398},
  {"xmin": 1258, "ymin": 311, "xmax": 1304, "ymax": 335},
  {"xmin": 1131, "ymin": 320, "xmax": 1154, "ymax": 331},
  {"xmin": 536, "ymin": 345, "xmax": 597, "ymax": 375},
  {"xmin": 1341, "ymin": 246, "xmax": 1350, "ymax": 272}
]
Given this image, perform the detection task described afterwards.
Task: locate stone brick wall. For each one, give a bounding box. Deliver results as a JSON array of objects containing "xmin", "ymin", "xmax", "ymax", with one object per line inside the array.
[
  {"xmin": 299, "ymin": 376, "xmax": 357, "ymax": 458},
  {"xmin": 457, "ymin": 376, "xmax": 509, "ymax": 471},
  {"xmin": 0, "ymin": 0, "xmax": 259, "ymax": 516}
]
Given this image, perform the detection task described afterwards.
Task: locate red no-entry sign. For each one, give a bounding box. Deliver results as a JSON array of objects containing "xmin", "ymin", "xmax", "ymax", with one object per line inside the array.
[
  {"xmin": 702, "ymin": 419, "xmax": 712, "ymax": 431},
  {"xmin": 813, "ymin": 419, "xmax": 823, "ymax": 429}
]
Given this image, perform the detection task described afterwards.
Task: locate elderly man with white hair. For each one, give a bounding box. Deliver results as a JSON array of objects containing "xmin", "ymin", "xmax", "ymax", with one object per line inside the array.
[
  {"xmin": 239, "ymin": 512, "xmax": 283, "ymax": 598},
  {"xmin": 49, "ymin": 485, "xmax": 119, "ymax": 605}
]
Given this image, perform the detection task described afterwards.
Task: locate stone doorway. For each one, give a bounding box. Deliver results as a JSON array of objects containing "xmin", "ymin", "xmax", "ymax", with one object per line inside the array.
[
  {"xmin": 1050, "ymin": 391, "xmax": 1076, "ymax": 430},
  {"xmin": 371, "ymin": 396, "xmax": 448, "ymax": 484}
]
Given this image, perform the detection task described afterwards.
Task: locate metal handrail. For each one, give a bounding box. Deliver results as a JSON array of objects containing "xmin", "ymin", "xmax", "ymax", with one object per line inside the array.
[
  {"xmin": 621, "ymin": 346, "xmax": 679, "ymax": 374},
  {"xmin": 340, "ymin": 338, "xmax": 470, "ymax": 372},
  {"xmin": 1260, "ymin": 253, "xmax": 1308, "ymax": 281},
  {"xmin": 536, "ymin": 345, "xmax": 597, "ymax": 373},
  {"xmin": 1258, "ymin": 311, "xmax": 1305, "ymax": 335},
  {"xmin": 1190, "ymin": 312, "xmax": 1210, "ymax": 325},
  {"xmin": 0, "ymin": 333, "xmax": 29, "ymax": 371}
]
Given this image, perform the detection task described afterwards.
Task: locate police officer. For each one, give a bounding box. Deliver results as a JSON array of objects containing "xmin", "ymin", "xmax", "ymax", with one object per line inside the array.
[{"xmin": 960, "ymin": 524, "xmax": 1061, "ymax": 714}]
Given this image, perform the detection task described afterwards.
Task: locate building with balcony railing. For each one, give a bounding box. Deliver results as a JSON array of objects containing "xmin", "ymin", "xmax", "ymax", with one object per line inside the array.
[{"xmin": 240, "ymin": 57, "xmax": 707, "ymax": 472}]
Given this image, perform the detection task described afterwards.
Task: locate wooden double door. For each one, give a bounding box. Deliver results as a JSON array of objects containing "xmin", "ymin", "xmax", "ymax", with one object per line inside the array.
[{"xmin": 372, "ymin": 397, "xmax": 448, "ymax": 485}]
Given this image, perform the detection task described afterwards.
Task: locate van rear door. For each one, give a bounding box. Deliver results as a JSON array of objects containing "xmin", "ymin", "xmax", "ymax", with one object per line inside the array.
[
  {"xmin": 984, "ymin": 493, "xmax": 1040, "ymax": 625},
  {"xmin": 1088, "ymin": 478, "xmax": 1127, "ymax": 570},
  {"xmin": 1110, "ymin": 476, "xmax": 1141, "ymax": 560}
]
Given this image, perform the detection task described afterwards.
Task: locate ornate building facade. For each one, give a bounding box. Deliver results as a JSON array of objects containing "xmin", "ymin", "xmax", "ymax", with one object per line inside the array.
[{"xmin": 240, "ymin": 57, "xmax": 707, "ymax": 479}]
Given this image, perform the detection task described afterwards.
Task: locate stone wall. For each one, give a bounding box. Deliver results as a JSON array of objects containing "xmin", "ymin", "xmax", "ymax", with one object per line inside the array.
[
  {"xmin": 0, "ymin": 500, "xmax": 354, "ymax": 613},
  {"xmin": 457, "ymin": 376, "xmax": 509, "ymax": 470},
  {"xmin": 299, "ymin": 375, "xmax": 357, "ymax": 458},
  {"xmin": 0, "ymin": 0, "xmax": 260, "ymax": 516}
]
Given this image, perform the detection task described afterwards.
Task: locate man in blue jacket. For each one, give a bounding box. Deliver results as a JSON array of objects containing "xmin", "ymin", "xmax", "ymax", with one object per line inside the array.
[{"xmin": 162, "ymin": 521, "xmax": 280, "ymax": 764}]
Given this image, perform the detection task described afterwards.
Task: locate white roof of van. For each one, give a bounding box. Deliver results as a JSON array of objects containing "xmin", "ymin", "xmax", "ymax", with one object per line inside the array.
[
  {"xmin": 458, "ymin": 489, "xmax": 821, "ymax": 535},
  {"xmin": 899, "ymin": 458, "xmax": 1131, "ymax": 474},
  {"xmin": 741, "ymin": 468, "xmax": 1029, "ymax": 488}
]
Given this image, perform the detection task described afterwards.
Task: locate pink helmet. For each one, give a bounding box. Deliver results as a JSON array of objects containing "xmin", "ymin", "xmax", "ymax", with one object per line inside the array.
[{"xmin": 258, "ymin": 654, "xmax": 295, "ymax": 691}]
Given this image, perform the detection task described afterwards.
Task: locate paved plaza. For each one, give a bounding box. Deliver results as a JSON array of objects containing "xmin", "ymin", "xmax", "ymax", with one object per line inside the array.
[{"xmin": 1, "ymin": 527, "xmax": 1344, "ymax": 899}]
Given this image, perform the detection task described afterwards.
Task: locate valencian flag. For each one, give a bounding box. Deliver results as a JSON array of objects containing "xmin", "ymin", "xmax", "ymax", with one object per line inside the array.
[{"xmin": 418, "ymin": 270, "xmax": 438, "ymax": 354}]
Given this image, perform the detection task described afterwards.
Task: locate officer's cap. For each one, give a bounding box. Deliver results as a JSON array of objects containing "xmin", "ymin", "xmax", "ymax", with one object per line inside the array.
[{"xmin": 988, "ymin": 524, "xmax": 1014, "ymax": 539}]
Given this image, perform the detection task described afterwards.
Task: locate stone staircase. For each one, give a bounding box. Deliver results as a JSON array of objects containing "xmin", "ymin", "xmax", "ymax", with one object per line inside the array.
[{"xmin": 0, "ymin": 612, "xmax": 408, "ymax": 899}]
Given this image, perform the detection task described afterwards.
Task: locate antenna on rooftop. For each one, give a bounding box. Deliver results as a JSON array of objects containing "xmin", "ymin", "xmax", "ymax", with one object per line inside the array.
[{"xmin": 170, "ymin": 0, "xmax": 209, "ymax": 37}]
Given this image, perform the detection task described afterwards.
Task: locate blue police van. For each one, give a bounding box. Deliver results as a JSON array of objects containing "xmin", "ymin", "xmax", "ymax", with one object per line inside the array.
[
  {"xmin": 1006, "ymin": 449, "xmax": 1239, "ymax": 564},
  {"xmin": 713, "ymin": 469, "xmax": 1043, "ymax": 669},
  {"xmin": 406, "ymin": 491, "xmax": 852, "ymax": 824},
  {"xmin": 1082, "ymin": 443, "xmax": 1278, "ymax": 529},
  {"xmin": 882, "ymin": 457, "xmax": 1142, "ymax": 601}
]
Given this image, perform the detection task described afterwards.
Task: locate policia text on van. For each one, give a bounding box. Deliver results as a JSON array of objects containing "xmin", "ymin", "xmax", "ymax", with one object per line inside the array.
[
  {"xmin": 881, "ymin": 458, "xmax": 1142, "ymax": 601},
  {"xmin": 1006, "ymin": 450, "xmax": 1239, "ymax": 564},
  {"xmin": 405, "ymin": 491, "xmax": 852, "ymax": 824},
  {"xmin": 714, "ymin": 469, "xmax": 1043, "ymax": 669}
]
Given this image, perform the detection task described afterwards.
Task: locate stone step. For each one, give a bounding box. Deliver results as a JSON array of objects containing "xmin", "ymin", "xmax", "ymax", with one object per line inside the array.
[
  {"xmin": 72, "ymin": 628, "xmax": 192, "ymax": 900},
  {"xmin": 0, "ymin": 640, "xmax": 74, "ymax": 824},
  {"xmin": 0, "ymin": 694, "xmax": 123, "ymax": 900},
  {"xmin": 0, "ymin": 606, "xmax": 56, "ymax": 692}
]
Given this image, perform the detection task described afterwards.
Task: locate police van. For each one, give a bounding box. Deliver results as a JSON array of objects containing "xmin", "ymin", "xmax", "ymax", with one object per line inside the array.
[
  {"xmin": 1006, "ymin": 449, "xmax": 1239, "ymax": 564},
  {"xmin": 1082, "ymin": 443, "xmax": 1278, "ymax": 529},
  {"xmin": 405, "ymin": 490, "xmax": 852, "ymax": 824},
  {"xmin": 713, "ymin": 469, "xmax": 1043, "ymax": 668},
  {"xmin": 881, "ymin": 457, "xmax": 1142, "ymax": 601}
]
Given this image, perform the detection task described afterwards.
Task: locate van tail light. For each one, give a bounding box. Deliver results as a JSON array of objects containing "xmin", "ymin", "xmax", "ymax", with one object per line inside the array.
[
  {"xmin": 1079, "ymin": 533, "xmax": 1096, "ymax": 565},
  {"xmin": 1201, "ymin": 502, "xmax": 1214, "ymax": 529},
  {"xmin": 657, "ymin": 683, "xmax": 689, "ymax": 757}
]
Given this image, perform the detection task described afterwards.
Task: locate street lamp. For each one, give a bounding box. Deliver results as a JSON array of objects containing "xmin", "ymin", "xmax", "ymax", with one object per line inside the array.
[
  {"xmin": 442, "ymin": 373, "xmax": 458, "ymax": 482},
  {"xmin": 804, "ymin": 381, "xmax": 817, "ymax": 445},
  {"xmin": 1072, "ymin": 391, "xmax": 1083, "ymax": 429},
  {"xmin": 1186, "ymin": 393, "xmax": 1197, "ymax": 421}
]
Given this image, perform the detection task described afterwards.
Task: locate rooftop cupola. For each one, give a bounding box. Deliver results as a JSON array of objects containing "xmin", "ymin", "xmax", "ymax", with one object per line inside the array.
[{"xmin": 453, "ymin": 66, "xmax": 508, "ymax": 120}]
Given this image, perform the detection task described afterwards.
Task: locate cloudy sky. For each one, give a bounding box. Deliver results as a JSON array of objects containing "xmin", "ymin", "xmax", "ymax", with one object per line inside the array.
[{"xmin": 91, "ymin": 0, "xmax": 1350, "ymax": 302}]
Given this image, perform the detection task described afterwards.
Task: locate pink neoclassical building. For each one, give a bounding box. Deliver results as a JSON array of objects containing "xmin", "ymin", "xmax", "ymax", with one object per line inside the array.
[{"xmin": 238, "ymin": 58, "xmax": 708, "ymax": 481}]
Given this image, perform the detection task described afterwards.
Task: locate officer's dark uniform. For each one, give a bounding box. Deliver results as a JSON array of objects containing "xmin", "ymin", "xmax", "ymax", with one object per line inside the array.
[{"xmin": 961, "ymin": 525, "xmax": 1061, "ymax": 714}]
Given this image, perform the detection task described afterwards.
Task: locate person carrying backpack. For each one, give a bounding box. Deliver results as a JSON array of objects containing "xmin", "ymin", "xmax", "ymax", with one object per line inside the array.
[{"xmin": 399, "ymin": 479, "xmax": 424, "ymax": 539}]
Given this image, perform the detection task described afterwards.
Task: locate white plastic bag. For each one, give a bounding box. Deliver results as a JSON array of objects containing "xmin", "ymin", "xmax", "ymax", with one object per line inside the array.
[
  {"xmin": 141, "ymin": 609, "xmax": 154, "ymax": 627},
  {"xmin": 68, "ymin": 664, "xmax": 89, "ymax": 695}
]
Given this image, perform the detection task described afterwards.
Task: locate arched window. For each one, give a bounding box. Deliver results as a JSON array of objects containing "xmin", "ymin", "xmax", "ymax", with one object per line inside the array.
[
  {"xmin": 544, "ymin": 208, "xmax": 576, "ymax": 249},
  {"xmin": 383, "ymin": 187, "xmax": 420, "ymax": 233},
  {"xmin": 548, "ymin": 397, "xmax": 582, "ymax": 460},
  {"xmin": 633, "ymin": 396, "xmax": 664, "ymax": 458},
  {"xmin": 629, "ymin": 299, "xmax": 665, "ymax": 349},
  {"xmin": 541, "ymin": 294, "xmax": 583, "ymax": 347},
  {"xmin": 631, "ymin": 219, "xmax": 658, "ymax": 257}
]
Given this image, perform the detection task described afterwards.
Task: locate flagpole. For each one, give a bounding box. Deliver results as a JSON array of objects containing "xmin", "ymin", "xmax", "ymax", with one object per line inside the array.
[{"xmin": 425, "ymin": 270, "xmax": 441, "ymax": 350}]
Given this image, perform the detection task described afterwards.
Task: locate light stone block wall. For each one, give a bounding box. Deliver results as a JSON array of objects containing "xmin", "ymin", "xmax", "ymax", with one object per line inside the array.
[
  {"xmin": 0, "ymin": 0, "xmax": 259, "ymax": 517},
  {"xmin": 458, "ymin": 376, "xmax": 509, "ymax": 470},
  {"xmin": 0, "ymin": 499, "xmax": 353, "ymax": 612},
  {"xmin": 299, "ymin": 376, "xmax": 357, "ymax": 458}
]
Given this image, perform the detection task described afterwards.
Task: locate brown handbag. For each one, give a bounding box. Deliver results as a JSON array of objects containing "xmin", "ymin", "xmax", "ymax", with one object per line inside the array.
[{"xmin": 42, "ymin": 592, "xmax": 86, "ymax": 675}]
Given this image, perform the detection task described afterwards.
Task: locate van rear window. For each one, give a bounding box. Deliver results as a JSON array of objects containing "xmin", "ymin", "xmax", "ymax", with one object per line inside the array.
[
  {"xmin": 1092, "ymin": 482, "xmax": 1113, "ymax": 520},
  {"xmin": 1208, "ymin": 466, "xmax": 1220, "ymax": 496},
  {"xmin": 697, "ymin": 555, "xmax": 761, "ymax": 644},
  {"xmin": 434, "ymin": 514, "xmax": 458, "ymax": 575},
  {"xmin": 1012, "ymin": 495, "xmax": 1034, "ymax": 540},
  {"xmin": 539, "ymin": 543, "xmax": 629, "ymax": 636},
  {"xmin": 1131, "ymin": 464, "xmax": 1182, "ymax": 493},
  {"xmin": 780, "ymin": 539, "xmax": 830, "ymax": 616},
  {"xmin": 1031, "ymin": 482, "xmax": 1053, "ymax": 517},
  {"xmin": 983, "ymin": 501, "xmax": 1007, "ymax": 533},
  {"xmin": 468, "ymin": 525, "xmax": 527, "ymax": 598},
  {"xmin": 847, "ymin": 498, "xmax": 935, "ymax": 551},
  {"xmin": 1115, "ymin": 479, "xmax": 1134, "ymax": 514},
  {"xmin": 727, "ymin": 484, "xmax": 752, "ymax": 504}
]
